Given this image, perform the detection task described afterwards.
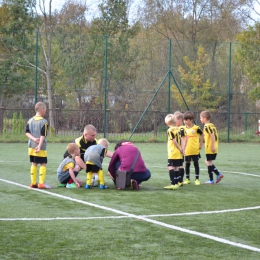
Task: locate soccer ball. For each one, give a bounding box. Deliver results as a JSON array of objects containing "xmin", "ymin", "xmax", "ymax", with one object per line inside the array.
[{"xmin": 92, "ymin": 174, "xmax": 99, "ymax": 187}]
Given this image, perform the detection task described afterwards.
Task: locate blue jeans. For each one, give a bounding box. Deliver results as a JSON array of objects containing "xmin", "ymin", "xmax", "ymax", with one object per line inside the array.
[{"xmin": 115, "ymin": 161, "xmax": 151, "ymax": 184}]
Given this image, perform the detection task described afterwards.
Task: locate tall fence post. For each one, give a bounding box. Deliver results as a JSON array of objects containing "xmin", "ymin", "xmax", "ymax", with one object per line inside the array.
[
  {"xmin": 227, "ymin": 42, "xmax": 232, "ymax": 143},
  {"xmin": 103, "ymin": 35, "xmax": 108, "ymax": 138},
  {"xmin": 35, "ymin": 30, "xmax": 38, "ymax": 104},
  {"xmin": 129, "ymin": 38, "xmax": 189, "ymax": 140},
  {"xmin": 168, "ymin": 38, "xmax": 172, "ymax": 113}
]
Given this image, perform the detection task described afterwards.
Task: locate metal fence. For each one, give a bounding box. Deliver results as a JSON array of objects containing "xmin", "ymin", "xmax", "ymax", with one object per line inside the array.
[
  {"xmin": 1, "ymin": 107, "xmax": 260, "ymax": 142},
  {"xmin": 1, "ymin": 31, "xmax": 260, "ymax": 142}
]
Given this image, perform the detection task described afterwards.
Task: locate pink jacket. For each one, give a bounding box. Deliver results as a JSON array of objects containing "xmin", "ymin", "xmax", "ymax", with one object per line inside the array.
[{"xmin": 108, "ymin": 143, "xmax": 147, "ymax": 179}]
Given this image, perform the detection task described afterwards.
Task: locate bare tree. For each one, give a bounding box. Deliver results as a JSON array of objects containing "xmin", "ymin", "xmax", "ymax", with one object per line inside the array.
[
  {"xmin": 35, "ymin": 0, "xmax": 88, "ymax": 131},
  {"xmin": 137, "ymin": 0, "xmax": 252, "ymax": 43},
  {"xmin": 35, "ymin": 0, "xmax": 58, "ymax": 130}
]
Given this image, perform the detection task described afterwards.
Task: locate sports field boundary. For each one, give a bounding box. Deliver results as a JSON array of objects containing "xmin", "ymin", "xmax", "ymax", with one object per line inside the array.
[{"xmin": 1, "ymin": 178, "xmax": 260, "ymax": 253}]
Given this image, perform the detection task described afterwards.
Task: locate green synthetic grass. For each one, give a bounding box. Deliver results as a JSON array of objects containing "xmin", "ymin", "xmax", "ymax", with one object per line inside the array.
[{"xmin": 0, "ymin": 143, "xmax": 260, "ymax": 259}]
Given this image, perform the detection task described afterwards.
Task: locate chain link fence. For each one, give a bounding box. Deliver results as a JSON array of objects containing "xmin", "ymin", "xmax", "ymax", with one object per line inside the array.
[{"xmin": 1, "ymin": 31, "xmax": 260, "ymax": 142}]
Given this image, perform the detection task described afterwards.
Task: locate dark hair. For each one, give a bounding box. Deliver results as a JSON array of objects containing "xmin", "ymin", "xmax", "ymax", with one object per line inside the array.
[
  {"xmin": 183, "ymin": 111, "xmax": 194, "ymax": 121},
  {"xmin": 114, "ymin": 139, "xmax": 128, "ymax": 150}
]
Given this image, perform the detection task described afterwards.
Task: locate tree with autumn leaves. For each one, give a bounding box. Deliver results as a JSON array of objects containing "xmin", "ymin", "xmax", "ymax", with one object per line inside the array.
[
  {"xmin": 236, "ymin": 23, "xmax": 260, "ymax": 105},
  {"xmin": 172, "ymin": 46, "xmax": 221, "ymax": 112}
]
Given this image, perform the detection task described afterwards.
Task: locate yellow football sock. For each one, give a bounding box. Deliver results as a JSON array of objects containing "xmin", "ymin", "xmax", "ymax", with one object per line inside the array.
[
  {"xmin": 98, "ymin": 169, "xmax": 104, "ymax": 185},
  {"xmin": 39, "ymin": 166, "xmax": 46, "ymax": 184},
  {"xmin": 87, "ymin": 171, "xmax": 93, "ymax": 186},
  {"xmin": 30, "ymin": 165, "xmax": 37, "ymax": 185}
]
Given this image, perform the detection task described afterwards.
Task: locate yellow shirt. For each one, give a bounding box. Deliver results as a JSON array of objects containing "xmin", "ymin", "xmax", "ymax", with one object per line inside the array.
[
  {"xmin": 167, "ymin": 126, "xmax": 182, "ymax": 159},
  {"xmin": 185, "ymin": 124, "xmax": 202, "ymax": 156},
  {"xmin": 203, "ymin": 123, "xmax": 219, "ymax": 154}
]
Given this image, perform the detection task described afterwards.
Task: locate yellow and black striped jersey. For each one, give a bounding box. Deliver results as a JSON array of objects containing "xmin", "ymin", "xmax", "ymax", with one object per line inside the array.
[
  {"xmin": 185, "ymin": 124, "xmax": 203, "ymax": 156},
  {"xmin": 167, "ymin": 126, "xmax": 182, "ymax": 159},
  {"xmin": 63, "ymin": 135, "xmax": 98, "ymax": 160},
  {"xmin": 203, "ymin": 123, "xmax": 218, "ymax": 154}
]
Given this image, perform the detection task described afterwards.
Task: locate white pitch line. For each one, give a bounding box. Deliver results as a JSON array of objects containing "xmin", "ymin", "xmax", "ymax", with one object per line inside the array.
[
  {"xmin": 1, "ymin": 178, "xmax": 260, "ymax": 253},
  {"xmin": 221, "ymin": 170, "xmax": 260, "ymax": 177},
  {"xmin": 2, "ymin": 206, "xmax": 260, "ymax": 221},
  {"xmin": 0, "ymin": 216, "xmax": 130, "ymax": 221},
  {"xmin": 141, "ymin": 206, "xmax": 260, "ymax": 217}
]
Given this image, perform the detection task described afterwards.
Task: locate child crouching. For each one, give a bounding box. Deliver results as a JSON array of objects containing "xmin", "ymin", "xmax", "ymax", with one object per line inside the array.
[
  {"xmin": 57, "ymin": 143, "xmax": 84, "ymax": 188},
  {"xmin": 84, "ymin": 138, "xmax": 109, "ymax": 189}
]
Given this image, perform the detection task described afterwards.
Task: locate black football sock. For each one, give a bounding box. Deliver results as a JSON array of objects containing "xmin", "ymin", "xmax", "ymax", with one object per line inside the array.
[
  {"xmin": 185, "ymin": 162, "xmax": 190, "ymax": 179},
  {"xmin": 212, "ymin": 164, "xmax": 220, "ymax": 175},
  {"xmin": 208, "ymin": 165, "xmax": 214, "ymax": 181},
  {"xmin": 169, "ymin": 169, "xmax": 175, "ymax": 185},
  {"xmin": 179, "ymin": 168, "xmax": 184, "ymax": 182},
  {"xmin": 194, "ymin": 161, "xmax": 199, "ymax": 180},
  {"xmin": 174, "ymin": 171, "xmax": 179, "ymax": 185}
]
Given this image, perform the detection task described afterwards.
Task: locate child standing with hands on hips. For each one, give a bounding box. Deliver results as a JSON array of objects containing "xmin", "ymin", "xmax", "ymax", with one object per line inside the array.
[
  {"xmin": 200, "ymin": 110, "xmax": 224, "ymax": 184},
  {"xmin": 25, "ymin": 102, "xmax": 51, "ymax": 189}
]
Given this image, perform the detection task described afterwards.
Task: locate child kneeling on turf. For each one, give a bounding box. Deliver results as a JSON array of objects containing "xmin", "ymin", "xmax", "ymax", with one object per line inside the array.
[
  {"xmin": 57, "ymin": 143, "xmax": 84, "ymax": 188},
  {"xmin": 84, "ymin": 138, "xmax": 109, "ymax": 189}
]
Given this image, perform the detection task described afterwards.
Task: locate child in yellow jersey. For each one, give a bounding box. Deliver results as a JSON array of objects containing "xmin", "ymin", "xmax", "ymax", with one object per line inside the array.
[
  {"xmin": 25, "ymin": 102, "xmax": 51, "ymax": 189},
  {"xmin": 164, "ymin": 114, "xmax": 184, "ymax": 190},
  {"xmin": 173, "ymin": 111, "xmax": 186, "ymax": 186},
  {"xmin": 200, "ymin": 110, "xmax": 224, "ymax": 184},
  {"xmin": 183, "ymin": 111, "xmax": 203, "ymax": 185},
  {"xmin": 57, "ymin": 143, "xmax": 84, "ymax": 188}
]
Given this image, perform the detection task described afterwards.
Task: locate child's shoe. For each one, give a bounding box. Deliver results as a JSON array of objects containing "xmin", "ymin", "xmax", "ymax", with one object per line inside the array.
[
  {"xmin": 66, "ymin": 183, "xmax": 77, "ymax": 188},
  {"xmin": 57, "ymin": 183, "xmax": 66, "ymax": 188},
  {"xmin": 85, "ymin": 184, "xmax": 92, "ymax": 189},
  {"xmin": 30, "ymin": 183, "xmax": 38, "ymax": 188},
  {"xmin": 178, "ymin": 182, "xmax": 183, "ymax": 187},
  {"xmin": 215, "ymin": 173, "xmax": 224, "ymax": 183},
  {"xmin": 99, "ymin": 184, "xmax": 109, "ymax": 189},
  {"xmin": 131, "ymin": 179, "xmax": 139, "ymax": 190},
  {"xmin": 195, "ymin": 179, "xmax": 200, "ymax": 185},
  {"xmin": 164, "ymin": 184, "xmax": 179, "ymax": 190},
  {"xmin": 205, "ymin": 180, "xmax": 214, "ymax": 185},
  {"xmin": 38, "ymin": 183, "xmax": 52, "ymax": 189},
  {"xmin": 183, "ymin": 179, "xmax": 190, "ymax": 184}
]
